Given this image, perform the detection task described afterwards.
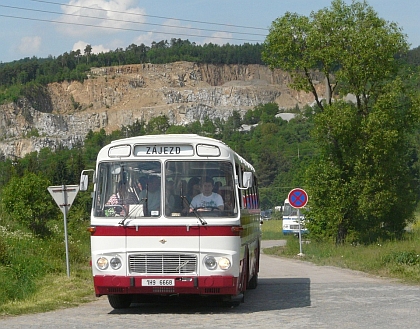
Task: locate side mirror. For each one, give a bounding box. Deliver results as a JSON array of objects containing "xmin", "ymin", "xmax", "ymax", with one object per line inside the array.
[
  {"xmin": 80, "ymin": 174, "xmax": 89, "ymax": 191},
  {"xmin": 242, "ymin": 172, "xmax": 253, "ymax": 188},
  {"xmin": 79, "ymin": 169, "xmax": 95, "ymax": 191}
]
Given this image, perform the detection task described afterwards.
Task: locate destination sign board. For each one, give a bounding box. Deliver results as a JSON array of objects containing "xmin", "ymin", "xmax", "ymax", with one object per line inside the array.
[{"xmin": 134, "ymin": 145, "xmax": 194, "ymax": 156}]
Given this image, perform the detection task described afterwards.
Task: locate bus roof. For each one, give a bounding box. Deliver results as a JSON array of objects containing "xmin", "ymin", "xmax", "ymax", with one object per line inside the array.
[{"xmin": 100, "ymin": 134, "xmax": 255, "ymax": 172}]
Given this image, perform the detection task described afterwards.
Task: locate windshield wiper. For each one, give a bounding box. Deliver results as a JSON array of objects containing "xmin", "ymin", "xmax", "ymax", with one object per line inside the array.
[
  {"xmin": 118, "ymin": 212, "xmax": 129, "ymax": 226},
  {"xmin": 181, "ymin": 195, "xmax": 207, "ymax": 225}
]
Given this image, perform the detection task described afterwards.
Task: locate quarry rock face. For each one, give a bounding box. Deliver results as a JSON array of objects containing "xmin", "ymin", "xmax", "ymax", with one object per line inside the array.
[{"xmin": 0, "ymin": 62, "xmax": 322, "ymax": 158}]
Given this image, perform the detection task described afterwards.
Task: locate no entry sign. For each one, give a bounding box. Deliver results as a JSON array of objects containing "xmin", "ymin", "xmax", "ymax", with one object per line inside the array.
[{"xmin": 288, "ymin": 188, "xmax": 308, "ymax": 208}]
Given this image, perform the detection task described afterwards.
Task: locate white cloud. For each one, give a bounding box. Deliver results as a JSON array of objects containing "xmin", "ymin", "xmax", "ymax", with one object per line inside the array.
[
  {"xmin": 58, "ymin": 0, "xmax": 146, "ymax": 37},
  {"xmin": 17, "ymin": 36, "xmax": 42, "ymax": 56},
  {"xmin": 72, "ymin": 41, "xmax": 110, "ymax": 54},
  {"xmin": 203, "ymin": 32, "xmax": 233, "ymax": 45},
  {"xmin": 133, "ymin": 32, "xmax": 155, "ymax": 46}
]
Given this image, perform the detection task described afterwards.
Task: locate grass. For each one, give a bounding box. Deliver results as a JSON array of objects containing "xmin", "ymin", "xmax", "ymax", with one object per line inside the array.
[
  {"xmin": 262, "ymin": 219, "xmax": 420, "ymax": 284},
  {"xmin": 261, "ymin": 218, "xmax": 285, "ymax": 240},
  {"xmin": 0, "ymin": 273, "xmax": 95, "ymax": 317},
  {"xmin": 0, "ymin": 218, "xmax": 95, "ymax": 318}
]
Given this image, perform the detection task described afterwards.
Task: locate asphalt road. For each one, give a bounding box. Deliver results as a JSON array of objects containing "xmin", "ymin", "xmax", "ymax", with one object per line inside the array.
[{"xmin": 1, "ymin": 240, "xmax": 420, "ymax": 328}]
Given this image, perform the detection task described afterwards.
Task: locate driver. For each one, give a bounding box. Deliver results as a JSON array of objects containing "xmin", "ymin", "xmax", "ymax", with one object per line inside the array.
[{"xmin": 190, "ymin": 176, "xmax": 224, "ymax": 211}]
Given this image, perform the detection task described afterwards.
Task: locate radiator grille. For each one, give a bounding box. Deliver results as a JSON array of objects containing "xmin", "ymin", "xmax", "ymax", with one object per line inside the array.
[{"xmin": 129, "ymin": 254, "xmax": 197, "ymax": 274}]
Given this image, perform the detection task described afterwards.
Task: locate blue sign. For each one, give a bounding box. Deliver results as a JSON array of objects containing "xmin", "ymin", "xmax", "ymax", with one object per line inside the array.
[{"xmin": 288, "ymin": 188, "xmax": 308, "ymax": 208}]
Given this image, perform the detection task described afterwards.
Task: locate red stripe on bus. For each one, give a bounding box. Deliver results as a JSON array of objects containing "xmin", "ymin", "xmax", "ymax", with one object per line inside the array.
[{"xmin": 91, "ymin": 225, "xmax": 241, "ymax": 237}]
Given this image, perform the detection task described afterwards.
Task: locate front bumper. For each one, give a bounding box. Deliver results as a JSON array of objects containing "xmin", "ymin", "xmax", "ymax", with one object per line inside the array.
[{"xmin": 94, "ymin": 275, "xmax": 239, "ymax": 296}]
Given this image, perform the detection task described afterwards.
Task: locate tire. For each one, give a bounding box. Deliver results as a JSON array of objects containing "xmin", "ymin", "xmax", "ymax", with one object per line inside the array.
[
  {"xmin": 248, "ymin": 273, "xmax": 258, "ymax": 289},
  {"xmin": 222, "ymin": 293, "xmax": 244, "ymax": 307},
  {"xmin": 107, "ymin": 294, "xmax": 133, "ymax": 309}
]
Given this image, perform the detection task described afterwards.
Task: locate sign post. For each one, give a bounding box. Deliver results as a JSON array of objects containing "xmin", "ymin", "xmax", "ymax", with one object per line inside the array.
[
  {"xmin": 48, "ymin": 185, "xmax": 79, "ymax": 277},
  {"xmin": 288, "ymin": 188, "xmax": 308, "ymax": 257}
]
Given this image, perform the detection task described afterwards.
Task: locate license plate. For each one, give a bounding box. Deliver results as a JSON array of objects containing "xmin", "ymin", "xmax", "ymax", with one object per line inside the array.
[{"xmin": 142, "ymin": 279, "xmax": 175, "ymax": 286}]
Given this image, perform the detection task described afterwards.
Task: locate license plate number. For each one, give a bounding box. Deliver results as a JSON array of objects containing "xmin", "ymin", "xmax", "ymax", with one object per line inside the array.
[{"xmin": 142, "ymin": 279, "xmax": 175, "ymax": 286}]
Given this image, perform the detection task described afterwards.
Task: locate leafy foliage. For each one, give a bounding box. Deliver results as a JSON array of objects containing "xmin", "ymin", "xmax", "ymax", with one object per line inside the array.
[
  {"xmin": 263, "ymin": 0, "xmax": 419, "ymax": 244},
  {"xmin": 0, "ymin": 173, "xmax": 59, "ymax": 236},
  {"xmin": 262, "ymin": 0, "xmax": 409, "ymax": 111}
]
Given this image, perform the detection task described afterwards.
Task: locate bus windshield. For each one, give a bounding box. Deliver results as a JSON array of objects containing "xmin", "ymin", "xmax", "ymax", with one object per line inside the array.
[
  {"xmin": 93, "ymin": 160, "xmax": 237, "ymax": 218},
  {"xmin": 283, "ymin": 202, "xmax": 298, "ymax": 216}
]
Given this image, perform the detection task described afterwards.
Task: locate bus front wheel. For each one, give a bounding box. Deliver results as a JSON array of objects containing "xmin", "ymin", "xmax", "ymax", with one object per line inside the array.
[{"xmin": 107, "ymin": 294, "xmax": 132, "ymax": 309}]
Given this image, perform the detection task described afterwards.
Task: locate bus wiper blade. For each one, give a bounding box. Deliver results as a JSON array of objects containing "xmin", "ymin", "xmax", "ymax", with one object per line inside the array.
[
  {"xmin": 181, "ymin": 195, "xmax": 207, "ymax": 225},
  {"xmin": 192, "ymin": 208, "xmax": 207, "ymax": 225},
  {"xmin": 118, "ymin": 210, "xmax": 129, "ymax": 226}
]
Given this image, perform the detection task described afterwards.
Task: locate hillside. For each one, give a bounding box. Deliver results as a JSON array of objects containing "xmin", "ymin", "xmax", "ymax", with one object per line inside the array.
[{"xmin": 0, "ymin": 62, "xmax": 323, "ymax": 158}]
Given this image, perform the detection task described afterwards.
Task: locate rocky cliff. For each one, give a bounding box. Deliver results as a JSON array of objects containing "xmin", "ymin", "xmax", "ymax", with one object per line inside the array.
[{"xmin": 0, "ymin": 61, "xmax": 324, "ymax": 158}]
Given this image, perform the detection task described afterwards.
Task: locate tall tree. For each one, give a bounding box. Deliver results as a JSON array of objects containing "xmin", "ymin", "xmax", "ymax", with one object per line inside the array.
[
  {"xmin": 84, "ymin": 44, "xmax": 92, "ymax": 64},
  {"xmin": 262, "ymin": 0, "xmax": 408, "ymax": 111},
  {"xmin": 263, "ymin": 0, "xmax": 420, "ymax": 243}
]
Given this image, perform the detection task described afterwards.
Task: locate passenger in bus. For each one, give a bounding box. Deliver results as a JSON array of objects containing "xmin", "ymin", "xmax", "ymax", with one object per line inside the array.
[
  {"xmin": 139, "ymin": 175, "xmax": 161, "ymax": 215},
  {"xmin": 213, "ymin": 181, "xmax": 222, "ymax": 193},
  {"xmin": 190, "ymin": 176, "xmax": 224, "ymax": 211},
  {"xmin": 132, "ymin": 176, "xmax": 147, "ymax": 201},
  {"xmin": 106, "ymin": 180, "xmax": 138, "ymax": 216},
  {"xmin": 180, "ymin": 177, "xmax": 200, "ymax": 214},
  {"xmin": 186, "ymin": 177, "xmax": 201, "ymax": 201},
  {"xmin": 222, "ymin": 191, "xmax": 234, "ymax": 211}
]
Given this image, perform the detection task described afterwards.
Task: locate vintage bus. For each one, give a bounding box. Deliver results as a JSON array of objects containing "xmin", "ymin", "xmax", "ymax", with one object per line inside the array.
[
  {"xmin": 80, "ymin": 134, "xmax": 261, "ymax": 308},
  {"xmin": 282, "ymin": 198, "xmax": 308, "ymax": 235}
]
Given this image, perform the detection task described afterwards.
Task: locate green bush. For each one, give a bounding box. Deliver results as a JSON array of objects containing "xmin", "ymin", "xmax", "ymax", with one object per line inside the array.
[
  {"xmin": 0, "ymin": 217, "xmax": 91, "ymax": 307},
  {"xmin": 383, "ymin": 250, "xmax": 420, "ymax": 266},
  {"xmin": 0, "ymin": 173, "xmax": 60, "ymax": 237}
]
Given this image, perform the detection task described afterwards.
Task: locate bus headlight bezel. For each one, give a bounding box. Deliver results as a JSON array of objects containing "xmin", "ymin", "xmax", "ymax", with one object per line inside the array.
[
  {"xmin": 204, "ymin": 255, "xmax": 217, "ymax": 270},
  {"xmin": 97, "ymin": 257, "xmax": 109, "ymax": 270},
  {"xmin": 110, "ymin": 256, "xmax": 122, "ymax": 270},
  {"xmin": 218, "ymin": 257, "xmax": 231, "ymax": 270}
]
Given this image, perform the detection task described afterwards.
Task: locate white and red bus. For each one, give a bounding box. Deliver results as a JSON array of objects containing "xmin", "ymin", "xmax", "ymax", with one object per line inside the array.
[{"xmin": 80, "ymin": 134, "xmax": 261, "ymax": 308}]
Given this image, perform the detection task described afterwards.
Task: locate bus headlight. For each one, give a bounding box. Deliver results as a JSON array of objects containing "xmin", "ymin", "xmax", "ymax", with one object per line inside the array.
[
  {"xmin": 97, "ymin": 257, "xmax": 109, "ymax": 270},
  {"xmin": 204, "ymin": 256, "xmax": 217, "ymax": 270},
  {"xmin": 110, "ymin": 257, "xmax": 122, "ymax": 270},
  {"xmin": 218, "ymin": 257, "xmax": 231, "ymax": 270},
  {"xmin": 204, "ymin": 256, "xmax": 231, "ymax": 270}
]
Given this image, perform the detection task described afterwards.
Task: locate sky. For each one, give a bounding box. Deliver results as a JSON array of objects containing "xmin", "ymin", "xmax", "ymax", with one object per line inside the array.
[{"xmin": 0, "ymin": 0, "xmax": 419, "ymax": 63}]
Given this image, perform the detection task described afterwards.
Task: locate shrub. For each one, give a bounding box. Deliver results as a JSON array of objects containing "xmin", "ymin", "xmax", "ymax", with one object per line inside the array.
[
  {"xmin": 0, "ymin": 173, "xmax": 60, "ymax": 237},
  {"xmin": 383, "ymin": 250, "xmax": 420, "ymax": 266}
]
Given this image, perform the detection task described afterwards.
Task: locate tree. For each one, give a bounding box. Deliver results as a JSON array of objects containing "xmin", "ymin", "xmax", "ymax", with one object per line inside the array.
[
  {"xmin": 146, "ymin": 115, "xmax": 170, "ymax": 134},
  {"xmin": 263, "ymin": 0, "xmax": 419, "ymax": 244},
  {"xmin": 0, "ymin": 173, "xmax": 60, "ymax": 236},
  {"xmin": 84, "ymin": 44, "xmax": 92, "ymax": 64},
  {"xmin": 262, "ymin": 0, "xmax": 408, "ymax": 111}
]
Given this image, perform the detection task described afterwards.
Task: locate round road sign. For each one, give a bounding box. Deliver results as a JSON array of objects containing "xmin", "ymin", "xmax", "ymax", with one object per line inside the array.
[{"xmin": 288, "ymin": 188, "xmax": 308, "ymax": 208}]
